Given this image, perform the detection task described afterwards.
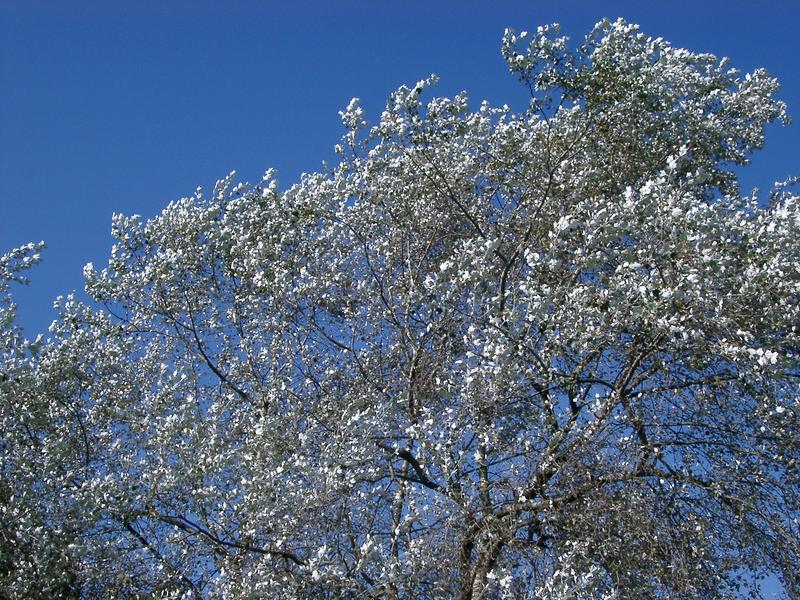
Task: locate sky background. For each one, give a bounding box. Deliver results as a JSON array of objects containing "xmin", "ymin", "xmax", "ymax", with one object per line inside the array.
[
  {"xmin": 2, "ymin": 0, "xmax": 799, "ymax": 340},
  {"xmin": 0, "ymin": 3, "xmax": 796, "ymax": 595}
]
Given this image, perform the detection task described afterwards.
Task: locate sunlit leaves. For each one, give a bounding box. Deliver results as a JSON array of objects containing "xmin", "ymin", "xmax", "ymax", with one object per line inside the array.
[{"xmin": 2, "ymin": 19, "xmax": 799, "ymax": 599}]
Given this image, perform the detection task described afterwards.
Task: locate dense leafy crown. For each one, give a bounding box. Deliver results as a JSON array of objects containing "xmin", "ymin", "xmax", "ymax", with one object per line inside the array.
[{"xmin": 2, "ymin": 19, "xmax": 799, "ymax": 599}]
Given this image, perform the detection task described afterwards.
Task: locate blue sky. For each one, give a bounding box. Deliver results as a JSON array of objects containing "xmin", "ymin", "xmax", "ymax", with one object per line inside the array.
[
  {"xmin": 2, "ymin": 1, "xmax": 798, "ymax": 337},
  {"xmin": 0, "ymin": 3, "xmax": 796, "ymax": 595}
]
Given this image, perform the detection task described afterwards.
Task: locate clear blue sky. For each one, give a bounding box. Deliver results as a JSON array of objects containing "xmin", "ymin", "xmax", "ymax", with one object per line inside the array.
[
  {"xmin": 0, "ymin": 3, "xmax": 795, "ymax": 595},
  {"xmin": 2, "ymin": 1, "xmax": 798, "ymax": 339}
]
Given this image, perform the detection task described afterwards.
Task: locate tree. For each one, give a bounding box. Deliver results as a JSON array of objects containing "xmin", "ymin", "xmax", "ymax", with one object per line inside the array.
[
  {"xmin": 2, "ymin": 18, "xmax": 799, "ymax": 598},
  {"xmin": 0, "ymin": 243, "xmax": 85, "ymax": 598}
]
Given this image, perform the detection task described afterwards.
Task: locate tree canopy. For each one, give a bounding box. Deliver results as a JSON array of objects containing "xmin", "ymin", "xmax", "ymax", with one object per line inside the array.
[{"xmin": 2, "ymin": 18, "xmax": 799, "ymax": 599}]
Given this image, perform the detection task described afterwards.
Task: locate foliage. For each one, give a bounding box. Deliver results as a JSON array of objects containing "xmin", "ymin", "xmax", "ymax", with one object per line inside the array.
[{"xmin": 2, "ymin": 19, "xmax": 799, "ymax": 599}]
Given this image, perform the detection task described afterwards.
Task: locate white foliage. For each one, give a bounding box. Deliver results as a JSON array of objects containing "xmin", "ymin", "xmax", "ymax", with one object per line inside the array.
[{"xmin": 2, "ymin": 19, "xmax": 799, "ymax": 599}]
